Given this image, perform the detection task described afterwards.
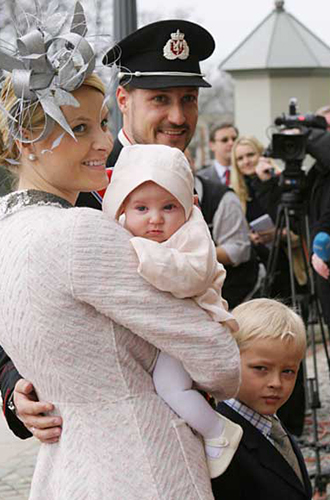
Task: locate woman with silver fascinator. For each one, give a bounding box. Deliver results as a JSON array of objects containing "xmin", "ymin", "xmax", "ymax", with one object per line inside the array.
[{"xmin": 0, "ymin": 2, "xmax": 240, "ymax": 499}]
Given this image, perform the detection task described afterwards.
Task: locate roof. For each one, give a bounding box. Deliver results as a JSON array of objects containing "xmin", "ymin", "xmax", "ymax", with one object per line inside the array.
[{"xmin": 220, "ymin": 0, "xmax": 330, "ymax": 72}]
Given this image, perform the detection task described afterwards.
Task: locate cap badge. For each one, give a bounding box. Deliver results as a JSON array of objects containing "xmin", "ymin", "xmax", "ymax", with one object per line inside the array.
[{"xmin": 163, "ymin": 30, "xmax": 189, "ymax": 60}]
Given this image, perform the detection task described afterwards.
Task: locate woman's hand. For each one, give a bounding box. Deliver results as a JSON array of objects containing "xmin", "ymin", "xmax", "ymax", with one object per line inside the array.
[
  {"xmin": 13, "ymin": 379, "xmax": 62, "ymax": 443},
  {"xmin": 312, "ymin": 253, "xmax": 329, "ymax": 280},
  {"xmin": 255, "ymin": 157, "xmax": 275, "ymax": 181},
  {"xmin": 250, "ymin": 231, "xmax": 262, "ymax": 245},
  {"xmin": 250, "ymin": 228, "xmax": 275, "ymax": 246}
]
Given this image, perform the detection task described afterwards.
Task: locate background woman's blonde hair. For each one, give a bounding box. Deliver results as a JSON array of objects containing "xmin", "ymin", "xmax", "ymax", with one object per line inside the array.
[
  {"xmin": 230, "ymin": 135, "xmax": 265, "ymax": 214},
  {"xmin": 0, "ymin": 72, "xmax": 105, "ymax": 171},
  {"xmin": 231, "ymin": 298, "xmax": 306, "ymax": 355}
]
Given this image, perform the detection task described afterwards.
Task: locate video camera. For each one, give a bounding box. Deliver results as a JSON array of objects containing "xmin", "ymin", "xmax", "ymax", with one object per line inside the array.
[
  {"xmin": 265, "ymin": 98, "xmax": 327, "ymax": 199},
  {"xmin": 269, "ymin": 98, "xmax": 327, "ymax": 161}
]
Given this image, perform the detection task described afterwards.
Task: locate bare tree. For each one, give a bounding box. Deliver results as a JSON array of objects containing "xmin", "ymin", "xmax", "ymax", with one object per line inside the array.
[
  {"xmin": 199, "ymin": 70, "xmax": 234, "ymax": 118},
  {"xmin": 87, "ymin": 0, "xmax": 113, "ymax": 36}
]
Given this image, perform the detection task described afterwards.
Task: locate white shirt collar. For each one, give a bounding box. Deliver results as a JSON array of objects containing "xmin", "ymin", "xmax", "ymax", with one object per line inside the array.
[
  {"xmin": 118, "ymin": 128, "xmax": 133, "ymax": 147},
  {"xmin": 213, "ymin": 159, "xmax": 231, "ymax": 182},
  {"xmin": 225, "ymin": 398, "xmax": 273, "ymax": 438}
]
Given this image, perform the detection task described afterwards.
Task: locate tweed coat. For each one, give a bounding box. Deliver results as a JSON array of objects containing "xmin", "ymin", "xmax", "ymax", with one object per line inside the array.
[
  {"xmin": 0, "ymin": 135, "xmax": 125, "ymax": 434},
  {"xmin": 0, "ymin": 191, "xmax": 240, "ymax": 500}
]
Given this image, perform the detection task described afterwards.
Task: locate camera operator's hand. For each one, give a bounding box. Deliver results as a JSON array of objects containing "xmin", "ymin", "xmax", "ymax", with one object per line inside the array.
[
  {"xmin": 255, "ymin": 157, "xmax": 276, "ymax": 181},
  {"xmin": 311, "ymin": 253, "xmax": 329, "ymax": 280}
]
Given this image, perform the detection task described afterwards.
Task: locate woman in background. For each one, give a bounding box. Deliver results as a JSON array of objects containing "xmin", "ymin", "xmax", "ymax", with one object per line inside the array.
[
  {"xmin": 231, "ymin": 136, "xmax": 279, "ymax": 262},
  {"xmin": 230, "ymin": 135, "xmax": 306, "ymax": 298}
]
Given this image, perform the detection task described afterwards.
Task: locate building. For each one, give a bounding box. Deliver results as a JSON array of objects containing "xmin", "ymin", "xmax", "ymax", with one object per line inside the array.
[{"xmin": 220, "ymin": 0, "xmax": 330, "ymax": 144}]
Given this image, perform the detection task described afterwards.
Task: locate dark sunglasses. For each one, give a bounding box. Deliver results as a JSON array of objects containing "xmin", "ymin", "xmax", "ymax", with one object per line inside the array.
[{"xmin": 215, "ymin": 136, "xmax": 238, "ymax": 144}]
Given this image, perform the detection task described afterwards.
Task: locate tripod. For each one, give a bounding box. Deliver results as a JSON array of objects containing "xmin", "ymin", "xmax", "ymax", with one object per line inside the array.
[{"xmin": 262, "ymin": 189, "xmax": 330, "ymax": 497}]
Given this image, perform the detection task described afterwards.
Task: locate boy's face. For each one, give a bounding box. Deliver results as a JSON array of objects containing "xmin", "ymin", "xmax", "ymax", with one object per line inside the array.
[
  {"xmin": 237, "ymin": 338, "xmax": 303, "ymax": 416},
  {"xmin": 123, "ymin": 181, "xmax": 186, "ymax": 243}
]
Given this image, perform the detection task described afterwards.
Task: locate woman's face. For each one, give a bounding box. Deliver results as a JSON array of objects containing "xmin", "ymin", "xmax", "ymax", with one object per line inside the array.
[
  {"xmin": 20, "ymin": 85, "xmax": 113, "ymax": 204},
  {"xmin": 235, "ymin": 143, "xmax": 259, "ymax": 176}
]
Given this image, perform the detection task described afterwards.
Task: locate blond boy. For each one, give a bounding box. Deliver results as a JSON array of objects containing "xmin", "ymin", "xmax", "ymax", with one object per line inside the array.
[{"xmin": 212, "ymin": 298, "xmax": 312, "ymax": 500}]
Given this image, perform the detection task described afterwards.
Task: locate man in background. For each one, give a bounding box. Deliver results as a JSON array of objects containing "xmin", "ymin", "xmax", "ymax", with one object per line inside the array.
[{"xmin": 199, "ymin": 122, "xmax": 239, "ymax": 187}]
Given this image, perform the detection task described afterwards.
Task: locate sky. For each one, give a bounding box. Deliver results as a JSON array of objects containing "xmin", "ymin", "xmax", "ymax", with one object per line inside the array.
[{"xmin": 137, "ymin": 0, "xmax": 330, "ymax": 70}]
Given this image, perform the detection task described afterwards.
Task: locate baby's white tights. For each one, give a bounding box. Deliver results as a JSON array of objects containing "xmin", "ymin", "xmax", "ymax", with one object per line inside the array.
[{"xmin": 153, "ymin": 351, "xmax": 224, "ymax": 458}]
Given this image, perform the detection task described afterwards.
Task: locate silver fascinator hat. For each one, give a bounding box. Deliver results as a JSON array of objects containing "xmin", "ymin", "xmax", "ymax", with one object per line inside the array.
[{"xmin": 0, "ymin": 1, "xmax": 96, "ymax": 145}]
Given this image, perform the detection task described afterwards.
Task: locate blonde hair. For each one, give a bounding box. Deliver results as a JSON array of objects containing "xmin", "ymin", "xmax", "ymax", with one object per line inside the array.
[
  {"xmin": 230, "ymin": 136, "xmax": 265, "ymax": 214},
  {"xmin": 231, "ymin": 298, "xmax": 306, "ymax": 356},
  {"xmin": 231, "ymin": 135, "xmax": 280, "ymax": 214},
  {"xmin": 0, "ymin": 72, "xmax": 106, "ymax": 170}
]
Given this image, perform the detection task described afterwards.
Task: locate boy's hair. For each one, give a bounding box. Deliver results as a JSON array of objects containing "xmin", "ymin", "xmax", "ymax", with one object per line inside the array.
[{"xmin": 232, "ymin": 298, "xmax": 306, "ymax": 355}]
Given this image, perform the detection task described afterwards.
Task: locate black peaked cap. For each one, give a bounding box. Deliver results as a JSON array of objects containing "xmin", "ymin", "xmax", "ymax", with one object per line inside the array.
[{"xmin": 102, "ymin": 19, "xmax": 215, "ymax": 89}]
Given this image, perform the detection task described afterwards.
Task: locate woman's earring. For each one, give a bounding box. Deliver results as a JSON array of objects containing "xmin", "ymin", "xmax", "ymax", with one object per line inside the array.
[{"xmin": 28, "ymin": 153, "xmax": 37, "ymax": 161}]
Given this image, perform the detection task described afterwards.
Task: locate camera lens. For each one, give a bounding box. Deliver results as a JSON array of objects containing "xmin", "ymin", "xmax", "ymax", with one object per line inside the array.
[
  {"xmin": 272, "ymin": 134, "xmax": 306, "ymax": 161},
  {"xmin": 283, "ymin": 138, "xmax": 299, "ymax": 158}
]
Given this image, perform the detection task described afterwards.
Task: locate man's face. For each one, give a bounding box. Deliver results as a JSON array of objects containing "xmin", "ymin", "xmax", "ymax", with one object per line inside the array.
[
  {"xmin": 209, "ymin": 127, "xmax": 238, "ymax": 167},
  {"xmin": 116, "ymin": 86, "xmax": 199, "ymax": 151},
  {"xmin": 237, "ymin": 338, "xmax": 302, "ymax": 416}
]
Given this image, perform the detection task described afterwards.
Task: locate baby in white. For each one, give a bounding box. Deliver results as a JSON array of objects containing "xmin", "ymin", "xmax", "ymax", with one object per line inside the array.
[{"xmin": 103, "ymin": 144, "xmax": 242, "ymax": 478}]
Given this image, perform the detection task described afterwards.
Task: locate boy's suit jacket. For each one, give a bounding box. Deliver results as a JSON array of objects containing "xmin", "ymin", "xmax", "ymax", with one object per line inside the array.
[{"xmin": 212, "ymin": 402, "xmax": 312, "ymax": 500}]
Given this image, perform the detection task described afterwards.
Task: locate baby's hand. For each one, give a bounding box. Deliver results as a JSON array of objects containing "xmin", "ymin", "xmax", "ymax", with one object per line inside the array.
[{"xmin": 227, "ymin": 318, "xmax": 239, "ymax": 333}]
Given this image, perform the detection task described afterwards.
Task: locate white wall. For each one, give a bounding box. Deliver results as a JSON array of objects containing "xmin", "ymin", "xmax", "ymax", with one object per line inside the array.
[
  {"xmin": 234, "ymin": 73, "xmax": 272, "ymax": 147},
  {"xmin": 232, "ymin": 70, "xmax": 330, "ymax": 147},
  {"xmin": 270, "ymin": 73, "xmax": 330, "ymax": 118}
]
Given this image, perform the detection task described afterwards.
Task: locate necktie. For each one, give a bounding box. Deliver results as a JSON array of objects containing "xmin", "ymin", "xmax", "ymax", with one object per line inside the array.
[
  {"xmin": 270, "ymin": 417, "xmax": 303, "ymax": 484},
  {"xmin": 225, "ymin": 169, "xmax": 230, "ymax": 186}
]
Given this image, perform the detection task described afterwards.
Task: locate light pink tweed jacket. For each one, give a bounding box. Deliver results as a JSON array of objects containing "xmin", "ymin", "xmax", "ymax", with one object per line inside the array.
[{"xmin": 0, "ymin": 198, "xmax": 240, "ymax": 500}]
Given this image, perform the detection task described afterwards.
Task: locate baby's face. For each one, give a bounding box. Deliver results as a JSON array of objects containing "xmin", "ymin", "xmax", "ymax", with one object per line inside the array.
[
  {"xmin": 123, "ymin": 181, "xmax": 186, "ymax": 242},
  {"xmin": 237, "ymin": 337, "xmax": 303, "ymax": 416}
]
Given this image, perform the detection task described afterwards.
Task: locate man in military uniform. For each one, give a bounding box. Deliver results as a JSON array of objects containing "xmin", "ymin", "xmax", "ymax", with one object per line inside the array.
[{"xmin": 76, "ymin": 19, "xmax": 215, "ymax": 208}]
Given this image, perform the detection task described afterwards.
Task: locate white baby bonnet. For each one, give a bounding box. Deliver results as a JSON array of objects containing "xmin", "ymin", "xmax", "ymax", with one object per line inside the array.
[{"xmin": 102, "ymin": 144, "xmax": 194, "ymax": 220}]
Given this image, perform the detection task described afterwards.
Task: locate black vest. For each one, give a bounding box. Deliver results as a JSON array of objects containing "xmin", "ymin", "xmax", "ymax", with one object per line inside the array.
[{"xmin": 196, "ymin": 172, "xmax": 259, "ymax": 309}]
